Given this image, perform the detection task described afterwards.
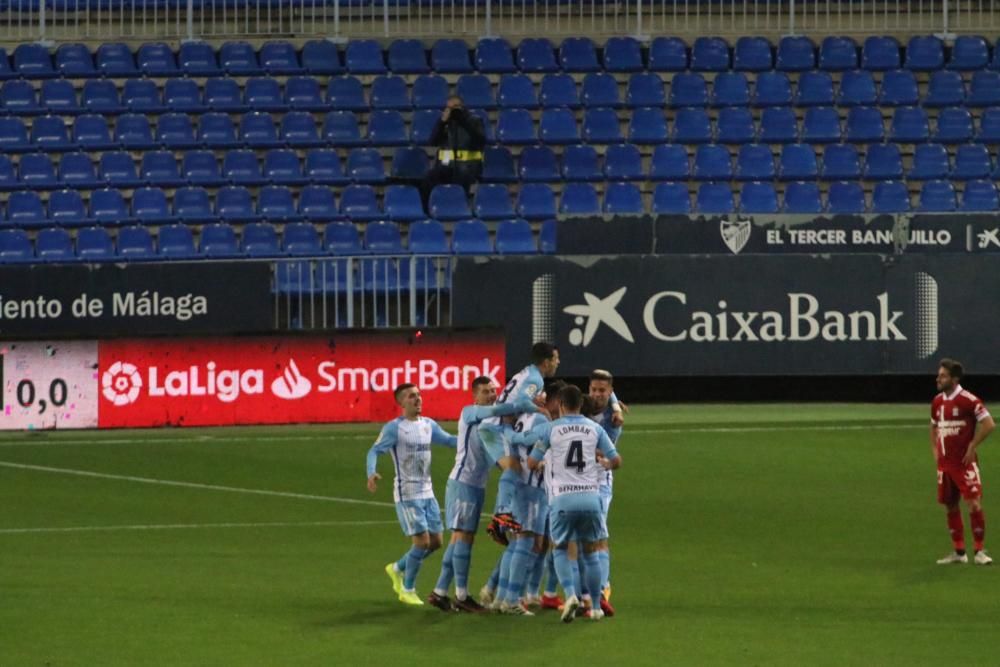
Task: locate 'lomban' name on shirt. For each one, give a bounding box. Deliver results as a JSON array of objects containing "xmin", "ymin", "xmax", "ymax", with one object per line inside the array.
[{"xmin": 556, "ymin": 424, "xmax": 594, "ymax": 436}]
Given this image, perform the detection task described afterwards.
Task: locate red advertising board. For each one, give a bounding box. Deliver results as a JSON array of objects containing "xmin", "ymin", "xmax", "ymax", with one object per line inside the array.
[{"xmin": 97, "ymin": 331, "xmax": 505, "ymax": 428}]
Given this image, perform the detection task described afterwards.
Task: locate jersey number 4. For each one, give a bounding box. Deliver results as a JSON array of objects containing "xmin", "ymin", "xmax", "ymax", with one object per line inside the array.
[{"xmin": 565, "ymin": 440, "xmax": 586, "ymax": 472}]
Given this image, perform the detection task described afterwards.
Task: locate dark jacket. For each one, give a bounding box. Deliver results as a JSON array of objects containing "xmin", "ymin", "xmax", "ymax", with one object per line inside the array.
[{"xmin": 429, "ymin": 109, "xmax": 486, "ymax": 156}]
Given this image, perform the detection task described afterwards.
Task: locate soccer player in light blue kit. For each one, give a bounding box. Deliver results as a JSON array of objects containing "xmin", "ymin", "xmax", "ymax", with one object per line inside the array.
[
  {"xmin": 524, "ymin": 384, "xmax": 621, "ymax": 623},
  {"xmin": 366, "ymin": 383, "xmax": 457, "ymax": 606},
  {"xmin": 426, "ymin": 376, "xmax": 532, "ymax": 613}
]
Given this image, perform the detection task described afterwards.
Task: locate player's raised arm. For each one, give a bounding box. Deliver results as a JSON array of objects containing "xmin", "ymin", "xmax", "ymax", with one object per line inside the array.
[
  {"xmin": 429, "ymin": 419, "xmax": 458, "ymax": 448},
  {"xmin": 464, "ymin": 401, "xmax": 521, "ymax": 424},
  {"xmin": 596, "ymin": 426, "xmax": 622, "ymax": 471},
  {"xmin": 509, "ymin": 420, "xmax": 553, "ymax": 449},
  {"xmin": 366, "ymin": 421, "xmax": 398, "ymax": 492}
]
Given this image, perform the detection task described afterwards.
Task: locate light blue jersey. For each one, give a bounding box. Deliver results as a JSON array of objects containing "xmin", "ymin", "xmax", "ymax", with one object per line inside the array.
[
  {"xmin": 496, "ymin": 364, "xmax": 545, "ymax": 415},
  {"xmin": 450, "ymin": 402, "xmax": 520, "ymax": 489},
  {"xmin": 366, "ymin": 416, "xmax": 457, "ymax": 503},
  {"xmin": 514, "ymin": 411, "xmax": 550, "ymax": 489},
  {"xmin": 590, "ymin": 394, "xmax": 623, "ymax": 491}
]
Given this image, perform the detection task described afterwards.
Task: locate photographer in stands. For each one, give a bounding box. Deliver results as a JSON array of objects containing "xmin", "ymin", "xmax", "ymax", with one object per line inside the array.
[{"xmin": 421, "ymin": 95, "xmax": 486, "ymax": 209}]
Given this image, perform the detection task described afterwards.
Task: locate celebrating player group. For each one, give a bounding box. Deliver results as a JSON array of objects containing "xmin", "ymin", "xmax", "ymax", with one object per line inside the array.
[{"xmin": 366, "ymin": 342, "xmax": 625, "ymax": 622}]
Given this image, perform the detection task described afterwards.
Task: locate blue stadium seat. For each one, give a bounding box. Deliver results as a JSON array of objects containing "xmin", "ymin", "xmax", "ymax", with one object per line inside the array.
[
  {"xmin": 33, "ymin": 115, "xmax": 73, "ymax": 151},
  {"xmin": 820, "ymin": 144, "xmax": 862, "ymax": 180},
  {"xmin": 298, "ymin": 185, "xmax": 340, "ymax": 222},
  {"xmin": 711, "ymin": 72, "xmax": 750, "ymax": 107},
  {"xmin": 220, "ymin": 41, "xmax": 261, "ymax": 76},
  {"xmin": 752, "ymin": 72, "xmax": 793, "ymax": 107},
  {"xmin": 878, "ymin": 69, "xmax": 919, "ymax": 106},
  {"xmin": 283, "ymin": 221, "xmax": 323, "ymax": 256},
  {"xmin": 779, "ymin": 143, "xmax": 819, "ymax": 180},
  {"xmin": 838, "ymin": 70, "xmax": 877, "ymax": 106},
  {"xmin": 156, "ymin": 113, "xmax": 198, "ymax": 149},
  {"xmin": 370, "ymin": 75, "xmax": 411, "ymax": 110},
  {"xmin": 384, "ymin": 185, "xmax": 425, "ymax": 222},
  {"xmin": 117, "ymin": 225, "xmax": 156, "ymax": 260},
  {"xmin": 960, "ymin": 180, "xmax": 1000, "ymax": 211},
  {"xmin": 0, "ymin": 228, "xmax": 33, "ymax": 262},
  {"xmin": 539, "ymin": 219, "xmax": 556, "ymax": 254},
  {"xmin": 481, "ymin": 146, "xmax": 516, "ymax": 183},
  {"xmin": 669, "ymin": 73, "xmax": 709, "ymax": 107},
  {"xmin": 497, "ymin": 109, "xmax": 536, "ymax": 145},
  {"xmin": 452, "ymin": 219, "xmax": 493, "ymax": 255},
  {"xmin": 281, "ymin": 111, "xmax": 322, "ymax": 147},
  {"xmin": 199, "ymin": 223, "xmax": 241, "ymax": 258},
  {"xmin": 345, "ymin": 148, "xmax": 386, "ymax": 184},
  {"xmin": 2, "ymin": 80, "xmax": 40, "ymax": 115},
  {"xmin": 690, "ymin": 37, "xmax": 730, "ymax": 72},
  {"xmin": 518, "ymin": 38, "xmax": 559, "ymax": 73},
  {"xmin": 733, "ymin": 36, "xmax": 773, "ymax": 72},
  {"xmin": 326, "ymin": 76, "xmax": 367, "ymax": 112},
  {"xmin": 560, "ymin": 37, "xmax": 600, "ymax": 73},
  {"xmin": 41, "ymin": 79, "xmax": 81, "ymax": 115},
  {"xmin": 760, "ymin": 107, "xmax": 800, "ymax": 143},
  {"xmin": 498, "ymin": 74, "xmax": 539, "ymax": 109},
  {"xmin": 60, "ymin": 151, "xmax": 101, "ymax": 188},
  {"xmin": 649, "ymin": 144, "xmax": 690, "ymax": 181},
  {"xmin": 179, "ymin": 42, "xmax": 221, "ymax": 76},
  {"xmin": 429, "ymin": 184, "xmax": 471, "ymax": 221},
  {"xmin": 242, "ymin": 222, "xmax": 282, "ymax": 257},
  {"xmin": 782, "ymin": 181, "xmax": 824, "ymax": 213},
  {"xmin": 321, "ymin": 111, "xmax": 363, "ymax": 147},
  {"xmin": 302, "ymin": 40, "xmax": 343, "ymax": 75},
  {"xmin": 581, "ymin": 73, "xmax": 621, "ymax": 108},
  {"xmin": 889, "ymin": 106, "xmax": 930, "ymax": 143},
  {"xmin": 989, "ymin": 39, "xmax": 1000, "ymax": 71},
  {"xmin": 120, "ymin": 79, "xmax": 163, "ymax": 114},
  {"xmin": 863, "ymin": 143, "xmax": 904, "ymax": 179},
  {"xmin": 346, "ymin": 40, "xmax": 386, "ymax": 75},
  {"xmin": 89, "ymin": 188, "xmax": 130, "ymax": 225},
  {"xmin": 696, "ymin": 183, "xmax": 735, "ymax": 213},
  {"xmin": 693, "ymin": 144, "xmax": 732, "ymax": 181},
  {"xmin": 173, "ymin": 186, "xmax": 215, "ymax": 224},
  {"xmin": 308, "ymin": 148, "xmax": 350, "ymax": 185},
  {"xmin": 933, "ymin": 107, "xmax": 974, "ymax": 143},
  {"xmin": 35, "ymin": 227, "xmax": 74, "ymax": 262},
  {"xmin": 604, "ymin": 144, "xmax": 644, "ymax": 181},
  {"xmin": 924, "ymin": 71, "xmax": 966, "ymax": 107},
  {"xmin": 918, "ymin": 180, "xmax": 957, "ymax": 212},
  {"xmin": 560, "ymin": 183, "xmax": 600, "ymax": 216},
  {"xmin": 776, "ymin": 36, "xmax": 816, "ymax": 71},
  {"xmin": 628, "ymin": 107, "xmax": 669, "ymax": 144},
  {"xmin": 76, "ymin": 227, "xmax": 115, "ymax": 261},
  {"xmin": 561, "ymin": 144, "xmax": 602, "ymax": 181},
  {"xmin": 735, "ymin": 144, "xmax": 775, "ymax": 181},
  {"xmin": 137, "ymin": 42, "xmax": 178, "ymax": 76},
  {"xmin": 951, "ymin": 143, "xmax": 993, "ymax": 180},
  {"xmin": 540, "ymin": 74, "xmax": 580, "ymax": 109},
  {"xmin": 648, "ymin": 37, "xmax": 688, "ymax": 71},
  {"xmin": 908, "ymin": 143, "xmax": 950, "ymax": 180},
  {"xmin": 827, "ymin": 181, "xmax": 867, "ymax": 213},
  {"xmin": 977, "ymin": 107, "xmax": 1000, "ymax": 142},
  {"xmin": 626, "ymin": 73, "xmax": 665, "ymax": 108},
  {"xmin": 6, "ymin": 191, "xmax": 47, "ymax": 227},
  {"xmin": 671, "ymin": 107, "xmax": 713, "ymax": 144},
  {"xmin": 948, "ymin": 35, "xmax": 989, "ymax": 71},
  {"xmin": 388, "ymin": 39, "xmax": 429, "ymax": 74},
  {"xmin": 495, "ymin": 219, "xmax": 536, "ymax": 255},
  {"xmin": 96, "ymin": 43, "xmax": 137, "ymax": 77},
  {"xmin": 244, "ymin": 77, "xmax": 285, "ymax": 112},
  {"xmin": 367, "ymin": 110, "xmax": 408, "ymax": 147},
  {"xmin": 519, "ymin": 146, "xmax": 559, "ymax": 182},
  {"xmin": 716, "ymin": 107, "xmax": 756, "ymax": 144},
  {"xmin": 257, "ymin": 185, "xmax": 300, "ymax": 222},
  {"xmin": 260, "ymin": 41, "xmax": 303, "ymax": 76},
  {"xmin": 18, "ymin": 153, "xmax": 58, "ymax": 190},
  {"xmin": 582, "ymin": 108, "xmax": 621, "ymax": 143},
  {"xmin": 408, "ymin": 219, "xmax": 448, "ymax": 254},
  {"xmin": 845, "ymin": 106, "xmax": 885, "ymax": 143},
  {"xmin": 14, "ymin": 44, "xmax": 55, "ymax": 79},
  {"xmin": 801, "ymin": 107, "xmax": 842, "ymax": 143},
  {"xmin": 70, "ymin": 114, "xmax": 113, "ymax": 152},
  {"xmin": 432, "ymin": 39, "xmax": 473, "ymax": 74},
  {"xmin": 871, "ymin": 180, "xmax": 910, "ymax": 212},
  {"xmin": 285, "ymin": 76, "xmax": 327, "ymax": 111},
  {"xmin": 604, "ymin": 182, "xmax": 644, "ymax": 215},
  {"xmin": 795, "ymin": 71, "xmax": 835, "ymax": 106},
  {"xmin": 819, "ymin": 36, "xmax": 858, "ymax": 71},
  {"xmin": 198, "ymin": 112, "xmax": 239, "ymax": 149},
  {"xmin": 861, "ymin": 36, "xmax": 901, "ymax": 71},
  {"xmin": 967, "ymin": 71, "xmax": 1000, "ymax": 107},
  {"xmin": 604, "ymin": 37, "xmax": 644, "ymax": 73},
  {"xmin": 476, "ymin": 39, "xmax": 517, "ymax": 73},
  {"xmin": 140, "ymin": 150, "xmax": 184, "ymax": 187},
  {"xmin": 263, "ymin": 148, "xmax": 307, "ymax": 186},
  {"xmin": 474, "ymin": 184, "xmax": 516, "ymax": 220},
  {"xmin": 652, "ymin": 182, "xmax": 691, "ymax": 214},
  {"xmin": 412, "ymin": 75, "xmax": 449, "ymax": 110},
  {"xmin": 338, "ymin": 184, "xmax": 380, "ymax": 221},
  {"xmin": 905, "ymin": 36, "xmax": 944, "ymax": 71},
  {"xmin": 455, "ymin": 74, "xmax": 495, "ymax": 109},
  {"xmin": 739, "ymin": 182, "xmax": 779, "ymax": 213},
  {"xmin": 156, "ymin": 223, "xmax": 198, "ymax": 259},
  {"xmin": 48, "ymin": 189, "xmax": 90, "ymax": 226},
  {"xmin": 47, "ymin": 43, "xmax": 93, "ymax": 79},
  {"xmin": 0, "ymin": 155, "xmax": 13, "ymax": 190},
  {"xmin": 516, "ymin": 183, "xmax": 558, "ymax": 221},
  {"xmin": 0, "ymin": 117, "xmax": 30, "ymax": 152},
  {"xmin": 215, "ymin": 186, "xmax": 258, "ymax": 223}
]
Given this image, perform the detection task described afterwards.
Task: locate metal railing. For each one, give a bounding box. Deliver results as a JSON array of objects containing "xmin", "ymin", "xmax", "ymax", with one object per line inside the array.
[
  {"xmin": 3, "ymin": 0, "xmax": 1000, "ymax": 44},
  {"xmin": 272, "ymin": 254, "xmax": 453, "ymax": 330}
]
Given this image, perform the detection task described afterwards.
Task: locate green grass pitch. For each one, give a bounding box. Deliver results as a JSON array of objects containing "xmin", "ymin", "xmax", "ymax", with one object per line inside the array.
[{"xmin": 1, "ymin": 403, "xmax": 997, "ymax": 666}]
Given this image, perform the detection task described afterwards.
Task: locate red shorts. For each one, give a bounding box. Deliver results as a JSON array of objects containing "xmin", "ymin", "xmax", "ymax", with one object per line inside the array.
[{"xmin": 937, "ymin": 461, "xmax": 984, "ymax": 505}]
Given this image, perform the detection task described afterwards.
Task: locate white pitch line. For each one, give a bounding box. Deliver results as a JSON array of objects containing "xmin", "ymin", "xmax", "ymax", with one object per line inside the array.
[
  {"xmin": 0, "ymin": 422, "xmax": 923, "ymax": 448},
  {"xmin": 0, "ymin": 520, "xmax": 400, "ymax": 535},
  {"xmin": 0, "ymin": 461, "xmax": 395, "ymax": 508}
]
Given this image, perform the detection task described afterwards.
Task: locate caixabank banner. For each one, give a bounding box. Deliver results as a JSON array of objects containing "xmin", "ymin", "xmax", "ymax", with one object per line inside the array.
[{"xmin": 0, "ymin": 331, "xmax": 504, "ymax": 430}]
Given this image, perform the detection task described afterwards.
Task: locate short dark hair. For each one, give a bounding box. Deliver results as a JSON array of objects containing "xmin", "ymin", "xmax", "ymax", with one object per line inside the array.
[
  {"xmin": 940, "ymin": 358, "xmax": 964, "ymax": 380},
  {"xmin": 545, "ymin": 379, "xmax": 568, "ymax": 396},
  {"xmin": 531, "ymin": 342, "xmax": 558, "ymax": 366},
  {"xmin": 471, "ymin": 376, "xmax": 493, "ymax": 390},
  {"xmin": 558, "ymin": 384, "xmax": 583, "ymax": 411},
  {"xmin": 590, "ymin": 369, "xmax": 614, "ymax": 384},
  {"xmin": 394, "ymin": 383, "xmax": 417, "ymax": 403},
  {"xmin": 581, "ymin": 394, "xmax": 598, "ymax": 416}
]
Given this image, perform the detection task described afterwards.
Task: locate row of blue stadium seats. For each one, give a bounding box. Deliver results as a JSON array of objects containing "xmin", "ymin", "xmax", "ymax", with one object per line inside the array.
[
  {"xmin": 1, "ymin": 179, "xmax": 997, "ymax": 228},
  {"xmin": 4, "ymin": 105, "xmax": 1000, "ymax": 152},
  {"xmin": 0, "ymin": 219, "xmax": 552, "ymax": 264},
  {"xmin": 6, "ymin": 69, "xmax": 1000, "ymax": 116},
  {"xmin": 8, "ymin": 142, "xmax": 1000, "ymax": 192},
  {"xmin": 3, "ymin": 35, "xmax": 1000, "ymax": 80}
]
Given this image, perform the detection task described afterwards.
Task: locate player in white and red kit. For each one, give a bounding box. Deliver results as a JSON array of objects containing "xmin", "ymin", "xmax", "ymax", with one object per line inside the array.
[{"xmin": 930, "ymin": 359, "xmax": 996, "ymax": 565}]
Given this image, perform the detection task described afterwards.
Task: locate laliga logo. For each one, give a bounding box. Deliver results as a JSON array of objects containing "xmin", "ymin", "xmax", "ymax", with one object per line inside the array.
[
  {"xmin": 270, "ymin": 359, "xmax": 312, "ymax": 400},
  {"xmin": 102, "ymin": 361, "xmax": 143, "ymax": 406}
]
